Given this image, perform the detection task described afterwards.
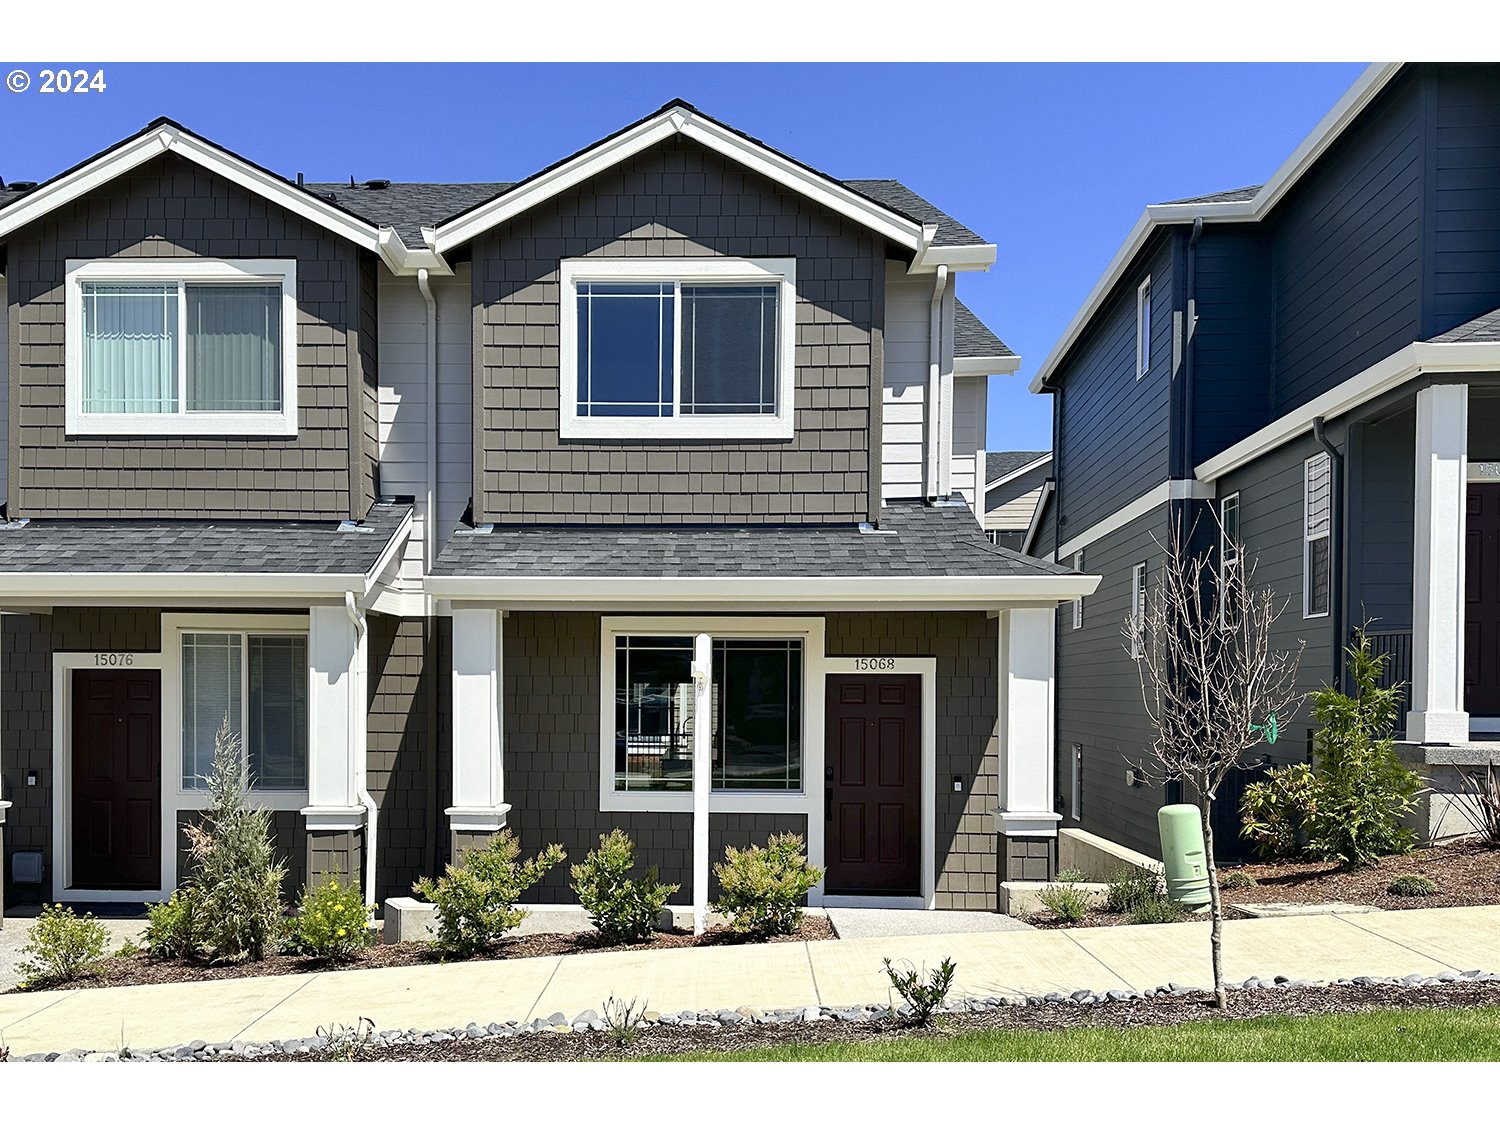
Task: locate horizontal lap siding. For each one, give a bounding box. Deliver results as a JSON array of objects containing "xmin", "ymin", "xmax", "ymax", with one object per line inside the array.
[
  {"xmin": 6, "ymin": 152, "xmax": 373, "ymax": 519},
  {"xmin": 882, "ymin": 268, "xmax": 933, "ymax": 499},
  {"xmin": 1054, "ymin": 507, "xmax": 1168, "ymax": 856},
  {"xmin": 1192, "ymin": 227, "xmax": 1272, "ymax": 463},
  {"xmin": 1430, "ymin": 65, "xmax": 1500, "ymax": 334},
  {"xmin": 984, "ymin": 463, "xmax": 1050, "ymax": 532},
  {"xmin": 472, "ymin": 137, "xmax": 879, "ymax": 525},
  {"xmin": 1056, "ymin": 235, "xmax": 1173, "ymax": 538},
  {"xmin": 1351, "ymin": 408, "xmax": 1415, "ymax": 630}
]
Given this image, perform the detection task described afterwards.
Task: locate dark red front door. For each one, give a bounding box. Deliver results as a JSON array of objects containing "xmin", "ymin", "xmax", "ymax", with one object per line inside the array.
[
  {"xmin": 824, "ymin": 674, "xmax": 921, "ymax": 895},
  {"xmin": 71, "ymin": 669, "xmax": 161, "ymax": 890},
  {"xmin": 1467, "ymin": 484, "xmax": 1500, "ymax": 717}
]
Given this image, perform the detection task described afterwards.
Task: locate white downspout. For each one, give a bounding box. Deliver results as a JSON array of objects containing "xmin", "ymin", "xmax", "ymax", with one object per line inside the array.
[
  {"xmin": 416, "ymin": 269, "xmax": 438, "ymax": 583},
  {"xmin": 926, "ymin": 264, "xmax": 949, "ymax": 500},
  {"xmin": 345, "ymin": 590, "xmax": 378, "ymax": 906}
]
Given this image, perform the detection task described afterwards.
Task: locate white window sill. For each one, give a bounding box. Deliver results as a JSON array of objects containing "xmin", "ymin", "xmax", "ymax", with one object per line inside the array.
[
  {"xmin": 66, "ymin": 411, "xmax": 297, "ymax": 438},
  {"xmin": 560, "ymin": 412, "xmax": 794, "ymax": 442},
  {"xmin": 600, "ymin": 790, "xmax": 811, "ymax": 815},
  {"xmin": 177, "ymin": 789, "xmax": 309, "ymax": 813}
]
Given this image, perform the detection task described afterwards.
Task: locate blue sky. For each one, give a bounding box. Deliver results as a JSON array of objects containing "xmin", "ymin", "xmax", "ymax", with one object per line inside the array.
[{"xmin": 0, "ymin": 62, "xmax": 1366, "ymax": 450}]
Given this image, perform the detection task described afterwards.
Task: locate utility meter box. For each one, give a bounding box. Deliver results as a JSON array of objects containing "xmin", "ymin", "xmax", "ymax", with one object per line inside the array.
[{"xmin": 1157, "ymin": 804, "xmax": 1212, "ymax": 907}]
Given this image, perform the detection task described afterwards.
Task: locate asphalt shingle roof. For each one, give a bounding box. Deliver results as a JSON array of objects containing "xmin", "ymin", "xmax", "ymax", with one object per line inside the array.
[
  {"xmin": 1155, "ymin": 185, "xmax": 1262, "ymax": 206},
  {"xmin": 843, "ymin": 179, "xmax": 988, "ymax": 247},
  {"xmin": 432, "ymin": 500, "xmax": 1072, "ymax": 580},
  {"xmin": 302, "ymin": 182, "xmax": 511, "ymax": 245},
  {"xmin": 1430, "ymin": 306, "xmax": 1500, "ymax": 344},
  {"xmin": 955, "ymin": 300, "xmax": 1015, "ymax": 359},
  {"xmin": 0, "ymin": 501, "xmax": 410, "ymax": 574},
  {"xmin": 985, "ymin": 451, "xmax": 1049, "ymax": 485}
]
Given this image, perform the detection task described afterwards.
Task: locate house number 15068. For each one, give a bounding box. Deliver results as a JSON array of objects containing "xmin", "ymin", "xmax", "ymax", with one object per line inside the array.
[
  {"xmin": 93, "ymin": 653, "xmax": 135, "ymax": 667},
  {"xmin": 853, "ymin": 657, "xmax": 895, "ymax": 670}
]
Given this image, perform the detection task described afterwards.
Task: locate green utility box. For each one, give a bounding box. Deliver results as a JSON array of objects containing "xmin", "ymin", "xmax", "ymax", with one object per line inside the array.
[{"xmin": 1157, "ymin": 804, "xmax": 1212, "ymax": 907}]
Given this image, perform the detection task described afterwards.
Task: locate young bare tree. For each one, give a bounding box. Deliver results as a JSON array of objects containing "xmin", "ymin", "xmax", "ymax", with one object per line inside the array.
[{"xmin": 1124, "ymin": 516, "xmax": 1304, "ymax": 1008}]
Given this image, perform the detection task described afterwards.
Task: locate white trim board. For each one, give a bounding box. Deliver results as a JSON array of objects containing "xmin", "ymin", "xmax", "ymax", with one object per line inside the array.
[
  {"xmin": 1055, "ymin": 478, "xmax": 1214, "ymax": 560},
  {"xmin": 1030, "ymin": 63, "xmax": 1403, "ymax": 394},
  {"xmin": 1021, "ymin": 479, "xmax": 1055, "ymax": 557},
  {"xmin": 1195, "ymin": 341, "xmax": 1500, "ymax": 482}
]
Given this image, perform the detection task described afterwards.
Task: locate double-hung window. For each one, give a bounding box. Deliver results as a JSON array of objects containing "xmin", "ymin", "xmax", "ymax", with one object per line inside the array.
[
  {"xmin": 1304, "ymin": 453, "xmax": 1333, "ymax": 618},
  {"xmin": 560, "ymin": 258, "xmax": 796, "ymax": 440},
  {"xmin": 181, "ymin": 630, "xmax": 308, "ymax": 791},
  {"xmin": 65, "ymin": 259, "xmax": 298, "ymax": 436}
]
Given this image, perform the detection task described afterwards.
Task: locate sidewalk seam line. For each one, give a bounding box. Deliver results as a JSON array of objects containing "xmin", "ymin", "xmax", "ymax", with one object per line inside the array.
[
  {"xmin": 523, "ymin": 956, "xmax": 566, "ymax": 1024},
  {"xmin": 1060, "ymin": 931, "xmax": 1136, "ymax": 990},
  {"xmin": 1331, "ymin": 913, "xmax": 1464, "ymax": 972},
  {"xmin": 804, "ymin": 941, "xmax": 824, "ymax": 1008},
  {"xmin": 229, "ymin": 970, "xmax": 324, "ymax": 1043},
  {"xmin": 0, "ymin": 992, "xmax": 69, "ymax": 1035}
]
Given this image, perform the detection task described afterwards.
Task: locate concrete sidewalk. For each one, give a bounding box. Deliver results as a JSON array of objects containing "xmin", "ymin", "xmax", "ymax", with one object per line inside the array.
[{"xmin": 2, "ymin": 905, "xmax": 1498, "ymax": 1055}]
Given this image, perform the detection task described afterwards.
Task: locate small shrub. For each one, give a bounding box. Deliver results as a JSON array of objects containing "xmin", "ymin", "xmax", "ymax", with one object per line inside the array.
[
  {"xmin": 16, "ymin": 904, "xmax": 109, "ymax": 988},
  {"xmin": 713, "ymin": 832, "xmax": 824, "ymax": 938},
  {"xmin": 1128, "ymin": 895, "xmax": 1186, "ymax": 925},
  {"xmin": 1054, "ymin": 868, "xmax": 1087, "ymax": 884},
  {"xmin": 1240, "ymin": 762, "xmax": 1318, "ymax": 860},
  {"xmin": 316, "ymin": 1016, "xmax": 376, "ymax": 1062},
  {"xmin": 113, "ymin": 939, "xmax": 142, "ymax": 959},
  {"xmin": 413, "ymin": 830, "xmax": 566, "ymax": 958},
  {"xmin": 570, "ymin": 830, "xmax": 679, "ymax": 944},
  {"xmin": 601, "ymin": 995, "xmax": 647, "ymax": 1048},
  {"xmin": 1220, "ymin": 870, "xmax": 1258, "ymax": 890},
  {"xmin": 1105, "ymin": 866, "xmax": 1164, "ymax": 914},
  {"xmin": 144, "ymin": 890, "xmax": 198, "ymax": 960},
  {"xmin": 1451, "ymin": 763, "xmax": 1500, "ymax": 846},
  {"xmin": 884, "ymin": 957, "xmax": 957, "ymax": 1026},
  {"xmin": 1388, "ymin": 873, "xmax": 1438, "ymax": 897},
  {"xmin": 1036, "ymin": 882, "xmax": 1090, "ymax": 923},
  {"xmin": 287, "ymin": 875, "xmax": 375, "ymax": 962}
]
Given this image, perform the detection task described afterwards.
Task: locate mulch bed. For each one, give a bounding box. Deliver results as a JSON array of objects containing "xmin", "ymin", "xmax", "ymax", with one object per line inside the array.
[
  {"xmin": 8, "ymin": 914, "xmax": 835, "ymax": 995},
  {"xmin": 232, "ymin": 979, "xmax": 1500, "ymax": 1062}
]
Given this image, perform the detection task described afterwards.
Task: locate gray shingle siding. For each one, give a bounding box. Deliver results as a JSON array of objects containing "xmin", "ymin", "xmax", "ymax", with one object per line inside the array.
[
  {"xmin": 5, "ymin": 152, "xmax": 378, "ymax": 520},
  {"xmin": 470, "ymin": 136, "xmax": 882, "ymax": 526}
]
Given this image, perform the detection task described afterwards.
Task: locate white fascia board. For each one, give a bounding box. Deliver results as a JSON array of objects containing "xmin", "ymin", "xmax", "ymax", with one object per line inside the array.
[
  {"xmin": 427, "ymin": 573, "xmax": 1099, "ymax": 606},
  {"xmin": 433, "ymin": 107, "xmax": 927, "ymax": 256},
  {"xmin": 985, "ymin": 453, "xmax": 1052, "ymax": 493},
  {"xmin": 1195, "ymin": 341, "xmax": 1500, "ymax": 482},
  {"xmin": 915, "ymin": 244, "xmax": 998, "ymax": 274},
  {"xmin": 0, "ymin": 124, "xmax": 383, "ymax": 253},
  {"xmin": 955, "ymin": 355, "xmax": 1022, "ymax": 376},
  {"xmin": 1055, "ymin": 478, "xmax": 1214, "ymax": 559},
  {"xmin": 1020, "ymin": 479, "xmax": 1055, "ymax": 556},
  {"xmin": 1029, "ymin": 62, "xmax": 1402, "ymax": 396}
]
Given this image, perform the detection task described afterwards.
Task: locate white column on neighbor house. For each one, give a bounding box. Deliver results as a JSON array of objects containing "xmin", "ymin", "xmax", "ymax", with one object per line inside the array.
[
  {"xmin": 448, "ymin": 607, "xmax": 509, "ymax": 833},
  {"xmin": 1408, "ymin": 382, "xmax": 1471, "ymax": 744},
  {"xmin": 304, "ymin": 604, "xmax": 368, "ymax": 830},
  {"xmin": 690, "ymin": 632, "xmax": 713, "ymax": 936},
  {"xmin": 994, "ymin": 607, "xmax": 1063, "ymax": 838}
]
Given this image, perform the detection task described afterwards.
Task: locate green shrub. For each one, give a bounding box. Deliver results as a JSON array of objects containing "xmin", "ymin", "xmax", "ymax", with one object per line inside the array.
[
  {"xmin": 181, "ymin": 719, "xmax": 286, "ymax": 963},
  {"xmin": 1220, "ymin": 870, "xmax": 1258, "ymax": 891},
  {"xmin": 144, "ymin": 890, "xmax": 198, "ymax": 960},
  {"xmin": 713, "ymin": 832, "xmax": 824, "ymax": 938},
  {"xmin": 286, "ymin": 875, "xmax": 375, "ymax": 962},
  {"xmin": 1105, "ymin": 867, "xmax": 1164, "ymax": 914},
  {"xmin": 1054, "ymin": 868, "xmax": 1087, "ymax": 884},
  {"xmin": 16, "ymin": 904, "xmax": 109, "ymax": 988},
  {"xmin": 570, "ymin": 829, "xmax": 679, "ymax": 944},
  {"xmin": 1036, "ymin": 882, "xmax": 1090, "ymax": 923},
  {"xmin": 413, "ymin": 830, "xmax": 566, "ymax": 958},
  {"xmin": 884, "ymin": 957, "xmax": 957, "ymax": 1026},
  {"xmin": 1128, "ymin": 895, "xmax": 1186, "ymax": 925},
  {"xmin": 1388, "ymin": 873, "xmax": 1438, "ymax": 897},
  {"xmin": 1240, "ymin": 762, "xmax": 1318, "ymax": 860}
]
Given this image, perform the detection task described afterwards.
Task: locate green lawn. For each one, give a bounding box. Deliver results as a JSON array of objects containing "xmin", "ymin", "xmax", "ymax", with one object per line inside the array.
[{"xmin": 647, "ymin": 1005, "xmax": 1500, "ymax": 1062}]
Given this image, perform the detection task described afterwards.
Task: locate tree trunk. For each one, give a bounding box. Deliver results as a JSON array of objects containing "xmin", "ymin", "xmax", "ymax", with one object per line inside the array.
[{"xmin": 1201, "ymin": 794, "xmax": 1227, "ymax": 1009}]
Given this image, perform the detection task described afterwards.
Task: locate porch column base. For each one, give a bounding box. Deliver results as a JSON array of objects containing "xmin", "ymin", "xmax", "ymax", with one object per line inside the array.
[
  {"xmin": 1405, "ymin": 710, "xmax": 1471, "ymax": 745},
  {"xmin": 447, "ymin": 804, "xmax": 510, "ymax": 866},
  {"xmin": 996, "ymin": 810, "xmax": 1061, "ymax": 883},
  {"xmin": 304, "ymin": 826, "xmax": 366, "ymax": 894}
]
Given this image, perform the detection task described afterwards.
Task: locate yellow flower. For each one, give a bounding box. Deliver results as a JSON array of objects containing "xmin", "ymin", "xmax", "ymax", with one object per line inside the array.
[
  {"xmin": 336, "ymin": 928, "xmax": 346, "ymax": 937},
  {"xmin": 333, "ymin": 904, "xmax": 343, "ymax": 913}
]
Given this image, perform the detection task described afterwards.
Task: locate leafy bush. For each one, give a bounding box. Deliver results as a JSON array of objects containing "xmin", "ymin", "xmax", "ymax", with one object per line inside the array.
[
  {"xmin": 1054, "ymin": 868, "xmax": 1087, "ymax": 884},
  {"xmin": 1240, "ymin": 762, "xmax": 1318, "ymax": 860},
  {"xmin": 181, "ymin": 719, "xmax": 286, "ymax": 963},
  {"xmin": 1388, "ymin": 873, "xmax": 1438, "ymax": 897},
  {"xmin": 713, "ymin": 833, "xmax": 824, "ymax": 938},
  {"xmin": 144, "ymin": 890, "xmax": 198, "ymax": 960},
  {"xmin": 16, "ymin": 904, "xmax": 109, "ymax": 988},
  {"xmin": 1128, "ymin": 895, "xmax": 1186, "ymax": 925},
  {"xmin": 1220, "ymin": 870, "xmax": 1258, "ymax": 890},
  {"xmin": 884, "ymin": 957, "xmax": 957, "ymax": 1026},
  {"xmin": 286, "ymin": 875, "xmax": 375, "ymax": 962},
  {"xmin": 570, "ymin": 829, "xmax": 679, "ymax": 943},
  {"xmin": 1036, "ymin": 881, "xmax": 1090, "ymax": 923},
  {"xmin": 1105, "ymin": 867, "xmax": 1164, "ymax": 914},
  {"xmin": 413, "ymin": 830, "xmax": 566, "ymax": 958}
]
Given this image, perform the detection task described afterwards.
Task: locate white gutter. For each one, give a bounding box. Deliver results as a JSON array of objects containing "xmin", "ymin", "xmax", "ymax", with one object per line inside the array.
[
  {"xmin": 926, "ymin": 265, "xmax": 949, "ymax": 499},
  {"xmin": 345, "ymin": 591, "xmax": 378, "ymax": 908},
  {"xmin": 416, "ymin": 270, "xmax": 439, "ymax": 585}
]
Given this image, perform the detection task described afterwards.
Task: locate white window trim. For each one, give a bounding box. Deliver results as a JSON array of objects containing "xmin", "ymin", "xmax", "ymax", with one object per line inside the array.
[
  {"xmin": 559, "ymin": 257, "xmax": 796, "ymax": 441},
  {"xmin": 1072, "ymin": 548, "xmax": 1084, "ymax": 629},
  {"xmin": 1130, "ymin": 561, "xmax": 1147, "ymax": 659},
  {"xmin": 64, "ymin": 257, "xmax": 299, "ymax": 437},
  {"xmin": 1135, "ymin": 275, "xmax": 1152, "ymax": 380},
  {"xmin": 1070, "ymin": 742, "xmax": 1083, "ymax": 820},
  {"xmin": 598, "ymin": 615, "xmax": 824, "ymax": 815},
  {"xmin": 1303, "ymin": 453, "xmax": 1332, "ymax": 619},
  {"xmin": 1219, "ymin": 492, "xmax": 1240, "ymax": 629}
]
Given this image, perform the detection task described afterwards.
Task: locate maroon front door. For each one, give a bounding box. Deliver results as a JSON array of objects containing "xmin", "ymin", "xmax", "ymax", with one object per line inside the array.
[
  {"xmin": 1467, "ymin": 484, "xmax": 1500, "ymax": 717},
  {"xmin": 824, "ymin": 674, "xmax": 922, "ymax": 895},
  {"xmin": 71, "ymin": 669, "xmax": 161, "ymax": 890}
]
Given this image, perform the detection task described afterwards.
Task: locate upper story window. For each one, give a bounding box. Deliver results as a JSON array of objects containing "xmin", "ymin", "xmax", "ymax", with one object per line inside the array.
[
  {"xmin": 559, "ymin": 258, "xmax": 796, "ymax": 440},
  {"xmin": 1135, "ymin": 275, "xmax": 1152, "ymax": 380},
  {"xmin": 1304, "ymin": 453, "xmax": 1332, "ymax": 618},
  {"xmin": 1130, "ymin": 561, "xmax": 1147, "ymax": 659},
  {"xmin": 65, "ymin": 259, "xmax": 298, "ymax": 437}
]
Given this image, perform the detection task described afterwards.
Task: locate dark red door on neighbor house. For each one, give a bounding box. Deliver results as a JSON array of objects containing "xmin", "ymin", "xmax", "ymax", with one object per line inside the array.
[
  {"xmin": 1467, "ymin": 484, "xmax": 1500, "ymax": 718},
  {"xmin": 71, "ymin": 669, "xmax": 161, "ymax": 890},
  {"xmin": 824, "ymin": 675, "xmax": 922, "ymax": 895}
]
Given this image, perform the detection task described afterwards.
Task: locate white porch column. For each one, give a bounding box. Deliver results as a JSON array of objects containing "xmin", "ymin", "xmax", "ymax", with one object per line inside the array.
[
  {"xmin": 1408, "ymin": 382, "xmax": 1470, "ymax": 744},
  {"xmin": 994, "ymin": 607, "xmax": 1062, "ymax": 880},
  {"xmin": 448, "ymin": 608, "xmax": 509, "ymax": 834},
  {"xmin": 690, "ymin": 633, "xmax": 712, "ymax": 935},
  {"xmin": 303, "ymin": 604, "xmax": 367, "ymax": 829}
]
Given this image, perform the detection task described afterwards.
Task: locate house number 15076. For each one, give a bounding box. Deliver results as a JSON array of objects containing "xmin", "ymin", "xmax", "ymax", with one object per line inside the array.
[{"xmin": 93, "ymin": 653, "xmax": 135, "ymax": 667}]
